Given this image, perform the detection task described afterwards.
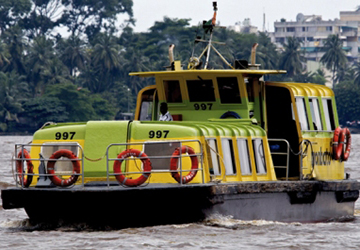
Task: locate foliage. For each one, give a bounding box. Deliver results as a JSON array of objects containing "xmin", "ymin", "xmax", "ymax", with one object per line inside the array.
[
  {"xmin": 21, "ymin": 97, "xmax": 69, "ymax": 130},
  {"xmin": 279, "ymin": 37, "xmax": 305, "ymax": 77},
  {"xmin": 320, "ymin": 35, "xmax": 348, "ymax": 88},
  {"xmin": 334, "ymin": 81, "xmax": 360, "ymax": 124},
  {"xmin": 0, "ymin": 3, "xmax": 359, "ymax": 132}
]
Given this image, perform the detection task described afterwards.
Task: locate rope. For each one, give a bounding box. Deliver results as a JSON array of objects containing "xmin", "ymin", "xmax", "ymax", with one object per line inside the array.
[{"xmin": 84, "ymin": 154, "xmax": 106, "ymax": 162}]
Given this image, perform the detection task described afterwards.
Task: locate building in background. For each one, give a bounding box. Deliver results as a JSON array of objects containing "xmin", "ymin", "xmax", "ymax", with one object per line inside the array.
[
  {"xmin": 228, "ymin": 18, "xmax": 258, "ymax": 34},
  {"xmin": 272, "ymin": 9, "xmax": 360, "ymax": 62}
]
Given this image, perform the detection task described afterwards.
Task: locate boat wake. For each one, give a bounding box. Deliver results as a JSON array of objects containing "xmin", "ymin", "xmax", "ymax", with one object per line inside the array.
[
  {"xmin": 203, "ymin": 213, "xmax": 301, "ymax": 229},
  {"xmin": 0, "ymin": 181, "xmax": 14, "ymax": 190},
  {"xmin": 0, "ymin": 218, "xmax": 31, "ymax": 230},
  {"xmin": 0, "ymin": 218, "xmax": 139, "ymax": 232}
]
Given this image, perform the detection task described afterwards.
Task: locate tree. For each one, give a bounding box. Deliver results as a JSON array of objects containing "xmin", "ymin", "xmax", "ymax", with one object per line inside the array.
[
  {"xmin": 3, "ymin": 26, "xmax": 27, "ymax": 74},
  {"xmin": 0, "ymin": 0, "xmax": 32, "ymax": 33},
  {"xmin": 19, "ymin": 0, "xmax": 63, "ymax": 38},
  {"xmin": 256, "ymin": 32, "xmax": 279, "ymax": 70},
  {"xmin": 44, "ymin": 83, "xmax": 115, "ymax": 121},
  {"xmin": 0, "ymin": 71, "xmax": 29, "ymax": 131},
  {"xmin": 279, "ymin": 37, "xmax": 305, "ymax": 77},
  {"xmin": 26, "ymin": 36, "xmax": 56, "ymax": 96},
  {"xmin": 44, "ymin": 83, "xmax": 96, "ymax": 121},
  {"xmin": 0, "ymin": 39, "xmax": 10, "ymax": 70},
  {"xmin": 311, "ymin": 69, "xmax": 328, "ymax": 85},
  {"xmin": 89, "ymin": 33, "xmax": 122, "ymax": 92},
  {"xmin": 320, "ymin": 34, "xmax": 347, "ymax": 88},
  {"xmin": 352, "ymin": 60, "xmax": 360, "ymax": 86},
  {"xmin": 21, "ymin": 96, "xmax": 69, "ymax": 130},
  {"xmin": 60, "ymin": 0, "xmax": 134, "ymax": 40},
  {"xmin": 57, "ymin": 35, "xmax": 88, "ymax": 76},
  {"xmin": 334, "ymin": 81, "xmax": 360, "ymax": 124}
]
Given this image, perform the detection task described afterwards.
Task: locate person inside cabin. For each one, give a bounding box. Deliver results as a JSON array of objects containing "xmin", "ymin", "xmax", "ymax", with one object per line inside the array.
[{"xmin": 159, "ymin": 102, "xmax": 173, "ymax": 121}]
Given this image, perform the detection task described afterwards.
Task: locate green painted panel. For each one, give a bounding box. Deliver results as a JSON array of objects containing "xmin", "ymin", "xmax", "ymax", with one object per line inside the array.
[
  {"xmin": 83, "ymin": 121, "xmax": 130, "ymax": 176},
  {"xmin": 33, "ymin": 124, "xmax": 86, "ymax": 141}
]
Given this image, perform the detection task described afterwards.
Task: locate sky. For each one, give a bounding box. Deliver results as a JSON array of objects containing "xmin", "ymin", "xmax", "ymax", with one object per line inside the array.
[{"xmin": 131, "ymin": 0, "xmax": 360, "ymax": 32}]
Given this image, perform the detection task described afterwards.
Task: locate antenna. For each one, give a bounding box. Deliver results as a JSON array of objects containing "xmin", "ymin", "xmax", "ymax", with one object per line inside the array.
[{"xmin": 187, "ymin": 1, "xmax": 234, "ymax": 70}]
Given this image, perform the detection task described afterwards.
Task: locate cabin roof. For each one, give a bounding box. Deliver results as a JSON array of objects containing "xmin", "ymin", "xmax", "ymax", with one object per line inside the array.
[
  {"xmin": 266, "ymin": 82, "xmax": 334, "ymax": 97},
  {"xmin": 129, "ymin": 69, "xmax": 287, "ymax": 77}
]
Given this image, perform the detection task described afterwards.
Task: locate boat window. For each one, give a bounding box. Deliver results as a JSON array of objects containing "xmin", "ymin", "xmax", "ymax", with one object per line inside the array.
[
  {"xmin": 237, "ymin": 139, "xmax": 252, "ymax": 175},
  {"xmin": 139, "ymin": 88, "xmax": 156, "ymax": 121},
  {"xmin": 221, "ymin": 139, "xmax": 236, "ymax": 175},
  {"xmin": 164, "ymin": 80, "xmax": 182, "ymax": 103},
  {"xmin": 217, "ymin": 77, "xmax": 241, "ymax": 104},
  {"xmin": 207, "ymin": 139, "xmax": 221, "ymax": 176},
  {"xmin": 245, "ymin": 78, "xmax": 254, "ymax": 102},
  {"xmin": 295, "ymin": 97, "xmax": 309, "ymax": 131},
  {"xmin": 139, "ymin": 101, "xmax": 153, "ymax": 121},
  {"xmin": 322, "ymin": 98, "xmax": 336, "ymax": 131},
  {"xmin": 309, "ymin": 98, "xmax": 323, "ymax": 131},
  {"xmin": 41, "ymin": 143, "xmax": 80, "ymax": 176},
  {"xmin": 187, "ymin": 79, "xmax": 215, "ymax": 102},
  {"xmin": 252, "ymin": 139, "xmax": 267, "ymax": 174}
]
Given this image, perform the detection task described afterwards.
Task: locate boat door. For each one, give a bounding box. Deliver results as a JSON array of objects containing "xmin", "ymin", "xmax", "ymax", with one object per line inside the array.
[
  {"xmin": 265, "ymin": 84, "xmax": 301, "ymax": 179},
  {"xmin": 135, "ymin": 85, "xmax": 158, "ymax": 121}
]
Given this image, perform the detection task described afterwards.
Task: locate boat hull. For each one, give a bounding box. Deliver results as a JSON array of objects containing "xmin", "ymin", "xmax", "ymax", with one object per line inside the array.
[{"xmin": 2, "ymin": 180, "xmax": 359, "ymax": 227}]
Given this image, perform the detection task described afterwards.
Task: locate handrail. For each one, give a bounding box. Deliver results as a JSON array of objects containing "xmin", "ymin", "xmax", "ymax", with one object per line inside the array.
[
  {"xmin": 13, "ymin": 140, "xmax": 204, "ymax": 188},
  {"xmin": 268, "ymin": 139, "xmax": 290, "ymax": 181},
  {"xmin": 14, "ymin": 143, "xmax": 84, "ymax": 188},
  {"xmin": 105, "ymin": 139, "xmax": 204, "ymax": 187}
]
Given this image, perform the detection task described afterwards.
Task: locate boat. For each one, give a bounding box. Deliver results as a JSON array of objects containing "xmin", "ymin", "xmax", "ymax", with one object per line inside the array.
[{"xmin": 2, "ymin": 2, "xmax": 359, "ymax": 228}]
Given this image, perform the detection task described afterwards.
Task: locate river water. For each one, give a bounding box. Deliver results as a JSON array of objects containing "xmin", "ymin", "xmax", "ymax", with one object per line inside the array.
[{"xmin": 1, "ymin": 135, "xmax": 360, "ymax": 249}]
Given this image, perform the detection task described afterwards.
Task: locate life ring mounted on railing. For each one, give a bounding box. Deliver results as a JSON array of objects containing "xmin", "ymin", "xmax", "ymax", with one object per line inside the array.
[
  {"xmin": 332, "ymin": 127, "xmax": 342, "ymax": 160},
  {"xmin": 16, "ymin": 149, "xmax": 34, "ymax": 187},
  {"xmin": 47, "ymin": 149, "xmax": 81, "ymax": 187},
  {"xmin": 170, "ymin": 146, "xmax": 198, "ymax": 184},
  {"xmin": 332, "ymin": 126, "xmax": 351, "ymax": 161},
  {"xmin": 113, "ymin": 149, "xmax": 152, "ymax": 187},
  {"xmin": 341, "ymin": 127, "xmax": 351, "ymax": 161}
]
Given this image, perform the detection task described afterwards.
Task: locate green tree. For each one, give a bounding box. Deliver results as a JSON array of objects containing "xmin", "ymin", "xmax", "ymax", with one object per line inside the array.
[
  {"xmin": 279, "ymin": 37, "xmax": 305, "ymax": 77},
  {"xmin": 26, "ymin": 36, "xmax": 56, "ymax": 96},
  {"xmin": 21, "ymin": 96, "xmax": 69, "ymax": 130},
  {"xmin": 0, "ymin": 0, "xmax": 32, "ymax": 33},
  {"xmin": 334, "ymin": 81, "xmax": 360, "ymax": 124},
  {"xmin": 352, "ymin": 60, "xmax": 360, "ymax": 86},
  {"xmin": 60, "ymin": 0, "xmax": 134, "ymax": 40},
  {"xmin": 44, "ymin": 83, "xmax": 96, "ymax": 121},
  {"xmin": 311, "ymin": 69, "xmax": 328, "ymax": 85},
  {"xmin": 335, "ymin": 63, "xmax": 354, "ymax": 83},
  {"xmin": 0, "ymin": 71, "xmax": 29, "ymax": 131},
  {"xmin": 3, "ymin": 26, "xmax": 27, "ymax": 74},
  {"xmin": 57, "ymin": 35, "xmax": 88, "ymax": 76},
  {"xmin": 19, "ymin": 0, "xmax": 62, "ymax": 38},
  {"xmin": 0, "ymin": 39, "xmax": 10, "ymax": 70},
  {"xmin": 44, "ymin": 83, "xmax": 115, "ymax": 121},
  {"xmin": 89, "ymin": 33, "xmax": 122, "ymax": 92},
  {"xmin": 320, "ymin": 34, "xmax": 347, "ymax": 88},
  {"xmin": 256, "ymin": 32, "xmax": 279, "ymax": 69}
]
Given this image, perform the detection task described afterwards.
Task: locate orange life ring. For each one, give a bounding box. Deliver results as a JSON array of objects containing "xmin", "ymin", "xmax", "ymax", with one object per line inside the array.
[
  {"xmin": 47, "ymin": 149, "xmax": 80, "ymax": 187},
  {"xmin": 170, "ymin": 146, "xmax": 198, "ymax": 184},
  {"xmin": 341, "ymin": 127, "xmax": 351, "ymax": 161},
  {"xmin": 16, "ymin": 149, "xmax": 34, "ymax": 187},
  {"xmin": 332, "ymin": 127, "xmax": 343, "ymax": 160},
  {"xmin": 113, "ymin": 149, "xmax": 152, "ymax": 187}
]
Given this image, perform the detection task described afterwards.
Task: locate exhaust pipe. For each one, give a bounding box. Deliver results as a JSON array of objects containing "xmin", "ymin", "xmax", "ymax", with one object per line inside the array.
[
  {"xmin": 251, "ymin": 43, "xmax": 258, "ymax": 65},
  {"xmin": 169, "ymin": 44, "xmax": 175, "ymax": 65}
]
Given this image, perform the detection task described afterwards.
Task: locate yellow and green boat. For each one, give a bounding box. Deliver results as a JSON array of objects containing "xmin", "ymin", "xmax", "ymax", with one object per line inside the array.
[{"xmin": 2, "ymin": 2, "xmax": 359, "ymax": 227}]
